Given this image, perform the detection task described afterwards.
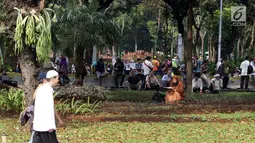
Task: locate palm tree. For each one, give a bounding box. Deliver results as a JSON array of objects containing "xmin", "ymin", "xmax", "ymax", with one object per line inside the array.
[{"xmin": 58, "ymin": 0, "xmax": 120, "ymax": 84}]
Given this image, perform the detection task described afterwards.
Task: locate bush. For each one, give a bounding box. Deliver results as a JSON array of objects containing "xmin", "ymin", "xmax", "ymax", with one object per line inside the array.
[
  {"xmin": 0, "ymin": 88, "xmax": 24, "ymax": 112},
  {"xmin": 208, "ymin": 61, "xmax": 216, "ymax": 75},
  {"xmin": 55, "ymin": 86, "xmax": 108, "ymax": 102},
  {"xmin": 55, "ymin": 97, "xmax": 101, "ymax": 116}
]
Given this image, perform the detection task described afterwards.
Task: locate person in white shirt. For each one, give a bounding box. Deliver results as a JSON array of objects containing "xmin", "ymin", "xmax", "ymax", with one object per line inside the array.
[
  {"xmin": 143, "ymin": 56, "xmax": 153, "ymax": 76},
  {"xmin": 240, "ymin": 56, "xmax": 250, "ymax": 89},
  {"xmin": 192, "ymin": 73, "xmax": 203, "ymax": 93},
  {"xmin": 130, "ymin": 59, "xmax": 136, "ymax": 70},
  {"xmin": 33, "ymin": 70, "xmax": 60, "ymax": 143},
  {"xmin": 124, "ymin": 60, "xmax": 131, "ymax": 75},
  {"xmin": 210, "ymin": 74, "xmax": 223, "ymax": 94}
]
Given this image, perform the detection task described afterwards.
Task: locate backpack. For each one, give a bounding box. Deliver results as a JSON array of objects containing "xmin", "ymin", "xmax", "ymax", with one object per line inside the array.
[{"xmin": 247, "ymin": 64, "xmax": 253, "ymax": 74}]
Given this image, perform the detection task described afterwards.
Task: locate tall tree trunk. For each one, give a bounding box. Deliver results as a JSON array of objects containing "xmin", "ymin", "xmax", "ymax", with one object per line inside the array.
[
  {"xmin": 200, "ymin": 31, "xmax": 207, "ymax": 60},
  {"xmin": 186, "ymin": 0, "xmax": 193, "ymax": 94},
  {"xmin": 209, "ymin": 36, "xmax": 213, "ymax": 62},
  {"xmin": 212, "ymin": 45, "xmax": 215, "ymax": 62},
  {"xmin": 250, "ymin": 21, "xmax": 255, "ymax": 54},
  {"xmin": 85, "ymin": 47, "xmax": 93, "ymax": 65},
  {"xmin": 19, "ymin": 47, "xmax": 38, "ymax": 106},
  {"xmin": 134, "ymin": 35, "xmax": 138, "ymax": 52},
  {"xmin": 164, "ymin": 13, "xmax": 169, "ymax": 55},
  {"xmin": 75, "ymin": 45, "xmax": 86, "ymax": 86}
]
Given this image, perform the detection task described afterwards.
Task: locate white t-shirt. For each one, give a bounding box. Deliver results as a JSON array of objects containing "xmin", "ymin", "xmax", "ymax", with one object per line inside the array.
[
  {"xmin": 33, "ymin": 84, "xmax": 56, "ymax": 131},
  {"xmin": 143, "ymin": 60, "xmax": 153, "ymax": 75},
  {"xmin": 240, "ymin": 60, "xmax": 250, "ymax": 76},
  {"xmin": 192, "ymin": 78, "xmax": 203, "ymax": 90}
]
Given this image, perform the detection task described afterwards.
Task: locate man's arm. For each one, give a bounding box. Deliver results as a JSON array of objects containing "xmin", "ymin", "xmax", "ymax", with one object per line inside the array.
[{"xmin": 54, "ymin": 108, "xmax": 64, "ymax": 126}]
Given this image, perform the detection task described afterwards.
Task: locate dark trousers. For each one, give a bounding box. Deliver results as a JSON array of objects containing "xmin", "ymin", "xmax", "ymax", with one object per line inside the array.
[
  {"xmin": 240, "ymin": 75, "xmax": 249, "ymax": 89},
  {"xmin": 32, "ymin": 130, "xmax": 58, "ymax": 143},
  {"xmin": 209, "ymin": 84, "xmax": 219, "ymax": 94},
  {"xmin": 222, "ymin": 75, "xmax": 229, "ymax": 89},
  {"xmin": 193, "ymin": 87, "xmax": 200, "ymax": 93},
  {"xmin": 114, "ymin": 74, "xmax": 125, "ymax": 87}
]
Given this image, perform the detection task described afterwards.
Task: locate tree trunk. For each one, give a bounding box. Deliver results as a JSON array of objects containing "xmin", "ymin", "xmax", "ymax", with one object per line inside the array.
[
  {"xmin": 19, "ymin": 47, "xmax": 38, "ymax": 107},
  {"xmin": 186, "ymin": 0, "xmax": 193, "ymax": 94},
  {"xmin": 200, "ymin": 31, "xmax": 207, "ymax": 60},
  {"xmin": 85, "ymin": 47, "xmax": 93, "ymax": 65},
  {"xmin": 209, "ymin": 36, "xmax": 213, "ymax": 62},
  {"xmin": 135, "ymin": 35, "xmax": 138, "ymax": 52},
  {"xmin": 75, "ymin": 45, "xmax": 85, "ymax": 86},
  {"xmin": 250, "ymin": 21, "xmax": 255, "ymax": 54}
]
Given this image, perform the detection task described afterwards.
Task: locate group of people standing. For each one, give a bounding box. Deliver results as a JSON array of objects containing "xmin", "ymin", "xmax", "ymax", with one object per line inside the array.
[{"xmin": 192, "ymin": 55, "xmax": 255, "ymax": 94}]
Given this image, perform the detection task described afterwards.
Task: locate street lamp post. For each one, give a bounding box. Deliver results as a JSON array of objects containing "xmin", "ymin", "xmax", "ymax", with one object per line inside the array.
[{"xmin": 218, "ymin": 0, "xmax": 223, "ymax": 62}]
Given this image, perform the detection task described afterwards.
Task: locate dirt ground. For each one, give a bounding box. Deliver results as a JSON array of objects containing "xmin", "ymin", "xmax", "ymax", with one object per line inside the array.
[{"xmin": 64, "ymin": 101, "xmax": 255, "ymax": 123}]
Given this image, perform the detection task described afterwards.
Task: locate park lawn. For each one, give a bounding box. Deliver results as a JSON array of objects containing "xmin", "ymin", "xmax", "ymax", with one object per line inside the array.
[
  {"xmin": 1, "ymin": 115, "xmax": 255, "ymax": 143},
  {"xmin": 2, "ymin": 91, "xmax": 255, "ymax": 142}
]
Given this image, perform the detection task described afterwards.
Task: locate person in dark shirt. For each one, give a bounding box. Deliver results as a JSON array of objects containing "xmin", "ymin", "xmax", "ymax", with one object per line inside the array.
[
  {"xmin": 217, "ymin": 60, "xmax": 229, "ymax": 89},
  {"xmin": 127, "ymin": 69, "xmax": 142, "ymax": 90},
  {"xmin": 114, "ymin": 58, "xmax": 124, "ymax": 88}
]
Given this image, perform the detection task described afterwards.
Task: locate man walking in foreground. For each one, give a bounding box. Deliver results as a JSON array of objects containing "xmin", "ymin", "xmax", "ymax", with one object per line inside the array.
[{"xmin": 33, "ymin": 70, "xmax": 60, "ymax": 143}]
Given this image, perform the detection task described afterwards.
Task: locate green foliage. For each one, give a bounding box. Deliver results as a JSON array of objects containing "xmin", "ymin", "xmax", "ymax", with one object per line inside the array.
[
  {"xmin": 58, "ymin": 1, "xmax": 120, "ymax": 53},
  {"xmin": 0, "ymin": 88, "xmax": 24, "ymax": 112},
  {"xmin": 55, "ymin": 97, "xmax": 101, "ymax": 116},
  {"xmin": 14, "ymin": 8, "xmax": 56, "ymax": 62},
  {"xmin": 208, "ymin": 61, "xmax": 216, "ymax": 75},
  {"xmin": 56, "ymin": 85, "xmax": 108, "ymax": 101}
]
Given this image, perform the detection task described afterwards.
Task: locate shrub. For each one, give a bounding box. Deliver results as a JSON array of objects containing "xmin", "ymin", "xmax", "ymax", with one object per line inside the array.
[
  {"xmin": 55, "ymin": 97, "xmax": 101, "ymax": 116},
  {"xmin": 55, "ymin": 86, "xmax": 108, "ymax": 102},
  {"xmin": 0, "ymin": 88, "xmax": 24, "ymax": 112},
  {"xmin": 208, "ymin": 61, "xmax": 216, "ymax": 75}
]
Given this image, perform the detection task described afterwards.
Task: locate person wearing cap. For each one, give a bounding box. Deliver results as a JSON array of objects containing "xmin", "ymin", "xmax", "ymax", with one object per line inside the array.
[
  {"xmin": 32, "ymin": 70, "xmax": 62, "ymax": 142},
  {"xmin": 209, "ymin": 74, "xmax": 223, "ymax": 94}
]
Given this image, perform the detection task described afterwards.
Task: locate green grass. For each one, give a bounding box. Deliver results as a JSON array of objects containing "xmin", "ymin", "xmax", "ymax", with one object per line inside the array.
[
  {"xmin": 107, "ymin": 90, "xmax": 155, "ymax": 102},
  {"xmin": 2, "ymin": 90, "xmax": 255, "ymax": 142},
  {"xmin": 1, "ymin": 117, "xmax": 255, "ymax": 143}
]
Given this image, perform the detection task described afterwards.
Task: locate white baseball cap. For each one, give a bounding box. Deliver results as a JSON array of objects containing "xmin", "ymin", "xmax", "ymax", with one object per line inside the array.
[{"xmin": 46, "ymin": 70, "xmax": 59, "ymax": 79}]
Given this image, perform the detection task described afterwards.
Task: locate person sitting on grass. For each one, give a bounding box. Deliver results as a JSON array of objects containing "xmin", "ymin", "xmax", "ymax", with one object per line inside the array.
[
  {"xmin": 145, "ymin": 71, "xmax": 161, "ymax": 90},
  {"xmin": 165, "ymin": 75, "xmax": 184, "ymax": 104},
  {"xmin": 210, "ymin": 74, "xmax": 223, "ymax": 94},
  {"xmin": 192, "ymin": 73, "xmax": 203, "ymax": 94},
  {"xmin": 162, "ymin": 70, "xmax": 173, "ymax": 87},
  {"xmin": 127, "ymin": 69, "xmax": 142, "ymax": 90},
  {"xmin": 1, "ymin": 70, "xmax": 10, "ymax": 81}
]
